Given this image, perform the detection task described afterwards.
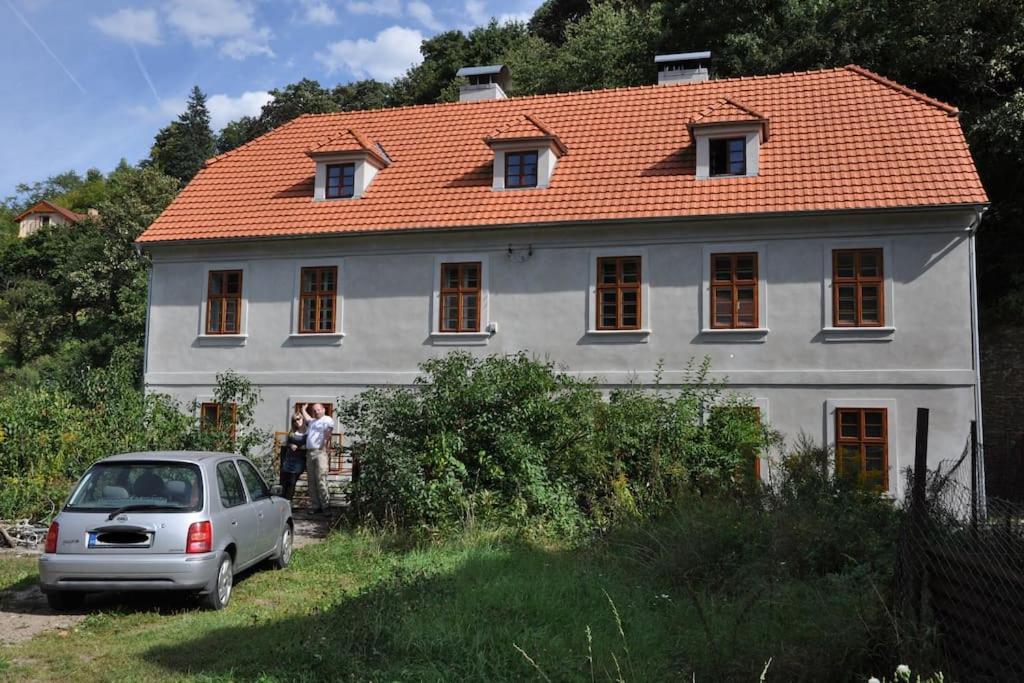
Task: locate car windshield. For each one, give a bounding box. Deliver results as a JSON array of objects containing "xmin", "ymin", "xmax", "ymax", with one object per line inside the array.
[{"xmin": 66, "ymin": 461, "xmax": 204, "ymax": 512}]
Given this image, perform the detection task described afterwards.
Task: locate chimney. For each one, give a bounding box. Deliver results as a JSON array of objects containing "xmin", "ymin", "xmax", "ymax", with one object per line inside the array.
[
  {"xmin": 655, "ymin": 51, "xmax": 711, "ymax": 85},
  {"xmin": 456, "ymin": 65, "xmax": 510, "ymax": 102}
]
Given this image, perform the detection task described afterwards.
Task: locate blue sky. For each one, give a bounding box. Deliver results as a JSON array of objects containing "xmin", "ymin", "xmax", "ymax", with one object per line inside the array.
[{"xmin": 0, "ymin": 0, "xmax": 543, "ymax": 199}]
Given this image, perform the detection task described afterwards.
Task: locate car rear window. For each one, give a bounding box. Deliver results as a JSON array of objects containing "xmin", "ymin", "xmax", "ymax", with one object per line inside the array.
[{"xmin": 66, "ymin": 461, "xmax": 204, "ymax": 512}]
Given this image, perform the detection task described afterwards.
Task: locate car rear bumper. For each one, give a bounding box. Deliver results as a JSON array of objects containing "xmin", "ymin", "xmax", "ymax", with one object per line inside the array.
[{"xmin": 38, "ymin": 552, "xmax": 219, "ymax": 593}]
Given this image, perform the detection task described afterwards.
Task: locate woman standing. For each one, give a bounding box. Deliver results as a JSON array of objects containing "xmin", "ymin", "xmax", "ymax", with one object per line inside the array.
[{"xmin": 279, "ymin": 413, "xmax": 307, "ymax": 501}]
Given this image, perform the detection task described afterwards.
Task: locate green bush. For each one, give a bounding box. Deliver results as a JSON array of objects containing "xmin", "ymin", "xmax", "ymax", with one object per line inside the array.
[{"xmin": 340, "ymin": 352, "xmax": 776, "ymax": 534}]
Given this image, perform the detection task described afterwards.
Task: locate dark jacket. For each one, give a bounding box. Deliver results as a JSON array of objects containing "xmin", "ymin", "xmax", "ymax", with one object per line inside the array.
[{"xmin": 280, "ymin": 431, "xmax": 307, "ymax": 475}]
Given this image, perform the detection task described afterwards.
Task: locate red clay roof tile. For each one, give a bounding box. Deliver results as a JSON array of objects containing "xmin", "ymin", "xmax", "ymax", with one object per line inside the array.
[
  {"xmin": 138, "ymin": 65, "xmax": 987, "ymax": 244},
  {"xmin": 15, "ymin": 199, "xmax": 86, "ymax": 224}
]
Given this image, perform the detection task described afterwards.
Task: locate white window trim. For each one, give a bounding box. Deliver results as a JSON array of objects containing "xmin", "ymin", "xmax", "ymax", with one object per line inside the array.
[
  {"xmin": 312, "ymin": 154, "xmax": 382, "ymax": 201},
  {"xmin": 694, "ymin": 124, "xmax": 762, "ymax": 179},
  {"xmin": 699, "ymin": 242, "xmax": 768, "ymax": 342},
  {"xmin": 490, "ymin": 141, "xmax": 559, "ymax": 191},
  {"xmin": 196, "ymin": 261, "xmax": 250, "ymax": 346},
  {"xmin": 586, "ymin": 247, "xmax": 651, "ymax": 340},
  {"xmin": 430, "ymin": 253, "xmax": 493, "ymax": 345},
  {"xmin": 704, "ymin": 396, "xmax": 770, "ymax": 482},
  {"xmin": 821, "ymin": 239, "xmax": 896, "ymax": 342},
  {"xmin": 824, "ymin": 398, "xmax": 900, "ymax": 497},
  {"xmin": 288, "ymin": 258, "xmax": 345, "ymax": 344}
]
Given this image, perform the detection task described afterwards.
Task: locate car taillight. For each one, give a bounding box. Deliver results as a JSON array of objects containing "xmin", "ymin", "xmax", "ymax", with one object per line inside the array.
[
  {"xmin": 44, "ymin": 521, "xmax": 59, "ymax": 554},
  {"xmin": 186, "ymin": 521, "xmax": 212, "ymax": 554}
]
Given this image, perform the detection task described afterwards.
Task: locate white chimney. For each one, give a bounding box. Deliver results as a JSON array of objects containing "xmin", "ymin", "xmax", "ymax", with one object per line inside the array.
[
  {"xmin": 655, "ymin": 51, "xmax": 711, "ymax": 85},
  {"xmin": 456, "ymin": 65, "xmax": 510, "ymax": 102}
]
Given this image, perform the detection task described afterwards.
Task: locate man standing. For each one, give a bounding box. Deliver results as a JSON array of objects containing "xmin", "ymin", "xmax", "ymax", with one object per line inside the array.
[{"xmin": 300, "ymin": 403, "xmax": 335, "ymax": 514}]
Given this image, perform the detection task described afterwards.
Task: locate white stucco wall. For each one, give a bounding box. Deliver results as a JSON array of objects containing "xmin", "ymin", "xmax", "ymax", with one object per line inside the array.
[
  {"xmin": 17, "ymin": 212, "xmax": 70, "ymax": 238},
  {"xmin": 143, "ymin": 208, "xmax": 981, "ymax": 495}
]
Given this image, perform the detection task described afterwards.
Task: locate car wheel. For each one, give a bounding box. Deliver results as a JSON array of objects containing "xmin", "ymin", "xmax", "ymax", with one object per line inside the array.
[
  {"xmin": 201, "ymin": 553, "xmax": 234, "ymax": 611},
  {"xmin": 272, "ymin": 524, "xmax": 293, "ymax": 570},
  {"xmin": 46, "ymin": 591, "xmax": 85, "ymax": 612}
]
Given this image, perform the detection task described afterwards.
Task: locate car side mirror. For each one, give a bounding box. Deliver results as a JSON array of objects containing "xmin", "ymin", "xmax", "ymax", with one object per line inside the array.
[{"xmin": 270, "ymin": 485, "xmax": 283, "ymax": 497}]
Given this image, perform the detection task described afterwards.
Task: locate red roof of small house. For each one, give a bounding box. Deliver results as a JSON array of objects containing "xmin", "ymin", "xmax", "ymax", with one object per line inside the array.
[
  {"xmin": 306, "ymin": 128, "xmax": 389, "ymax": 166},
  {"xmin": 485, "ymin": 113, "xmax": 568, "ymax": 155},
  {"xmin": 15, "ymin": 199, "xmax": 86, "ymax": 224},
  {"xmin": 138, "ymin": 65, "xmax": 988, "ymax": 244}
]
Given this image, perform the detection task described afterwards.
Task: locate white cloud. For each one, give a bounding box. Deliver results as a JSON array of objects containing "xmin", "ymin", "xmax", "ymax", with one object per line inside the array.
[
  {"xmin": 131, "ymin": 90, "xmax": 273, "ymax": 131},
  {"xmin": 300, "ymin": 0, "xmax": 337, "ymax": 25},
  {"xmin": 207, "ymin": 91, "xmax": 274, "ymax": 130},
  {"xmin": 316, "ymin": 25, "xmax": 423, "ymax": 81},
  {"xmin": 497, "ymin": 11, "xmax": 531, "ymax": 25},
  {"xmin": 165, "ymin": 0, "xmax": 274, "ymax": 59},
  {"xmin": 407, "ymin": 1, "xmax": 443, "ymax": 30},
  {"xmin": 464, "ymin": 0, "xmax": 488, "ymax": 24},
  {"xmin": 92, "ymin": 8, "xmax": 162, "ymax": 46},
  {"xmin": 345, "ymin": 0, "xmax": 402, "ymax": 17}
]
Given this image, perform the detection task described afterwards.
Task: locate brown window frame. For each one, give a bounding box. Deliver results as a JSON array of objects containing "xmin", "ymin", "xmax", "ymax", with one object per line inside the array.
[
  {"xmin": 205, "ymin": 270, "xmax": 243, "ymax": 335},
  {"xmin": 325, "ymin": 163, "xmax": 355, "ymax": 199},
  {"xmin": 439, "ymin": 262, "xmax": 482, "ymax": 333},
  {"xmin": 710, "ymin": 405, "xmax": 762, "ymax": 479},
  {"xmin": 505, "ymin": 150, "xmax": 539, "ymax": 188},
  {"xmin": 596, "ymin": 256, "xmax": 642, "ymax": 331},
  {"xmin": 299, "ymin": 266, "xmax": 338, "ymax": 334},
  {"xmin": 200, "ymin": 402, "xmax": 237, "ymax": 441},
  {"xmin": 835, "ymin": 407, "xmax": 889, "ymax": 491},
  {"xmin": 710, "ymin": 252, "xmax": 759, "ymax": 329},
  {"xmin": 832, "ymin": 248, "xmax": 885, "ymax": 327}
]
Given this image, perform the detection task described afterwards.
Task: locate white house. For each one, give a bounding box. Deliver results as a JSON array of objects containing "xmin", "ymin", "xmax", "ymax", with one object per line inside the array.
[
  {"xmin": 137, "ymin": 60, "xmax": 989, "ymax": 496},
  {"xmin": 15, "ymin": 199, "xmax": 86, "ymax": 238}
]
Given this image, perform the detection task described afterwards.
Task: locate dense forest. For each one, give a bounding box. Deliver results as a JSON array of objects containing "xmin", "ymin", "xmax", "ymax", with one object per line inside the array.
[{"xmin": 2, "ymin": 0, "xmax": 1023, "ymax": 386}]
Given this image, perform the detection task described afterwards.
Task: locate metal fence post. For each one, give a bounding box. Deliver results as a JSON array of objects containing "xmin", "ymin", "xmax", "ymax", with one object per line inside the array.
[
  {"xmin": 970, "ymin": 420, "xmax": 978, "ymax": 530},
  {"xmin": 909, "ymin": 407, "xmax": 930, "ymax": 623}
]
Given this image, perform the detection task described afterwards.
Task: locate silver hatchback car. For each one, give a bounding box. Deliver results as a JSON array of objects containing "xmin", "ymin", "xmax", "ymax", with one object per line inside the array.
[{"xmin": 39, "ymin": 451, "xmax": 293, "ymax": 611}]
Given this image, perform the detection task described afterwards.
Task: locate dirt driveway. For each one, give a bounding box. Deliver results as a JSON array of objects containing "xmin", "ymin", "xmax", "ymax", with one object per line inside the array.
[{"xmin": 0, "ymin": 511, "xmax": 337, "ymax": 645}]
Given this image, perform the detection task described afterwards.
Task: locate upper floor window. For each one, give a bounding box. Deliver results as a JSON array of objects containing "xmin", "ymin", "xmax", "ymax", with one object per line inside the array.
[
  {"xmin": 596, "ymin": 256, "xmax": 641, "ymax": 330},
  {"xmin": 505, "ymin": 151, "xmax": 538, "ymax": 188},
  {"xmin": 206, "ymin": 270, "xmax": 242, "ymax": 335},
  {"xmin": 835, "ymin": 407, "xmax": 888, "ymax": 491},
  {"xmin": 711, "ymin": 252, "xmax": 758, "ymax": 328},
  {"xmin": 299, "ymin": 266, "xmax": 338, "ymax": 333},
  {"xmin": 709, "ymin": 138, "xmax": 746, "ymax": 176},
  {"xmin": 326, "ymin": 163, "xmax": 355, "ymax": 199},
  {"xmin": 439, "ymin": 262, "xmax": 481, "ymax": 332},
  {"xmin": 40, "ymin": 215, "xmax": 51, "ymax": 227},
  {"xmin": 833, "ymin": 249, "xmax": 884, "ymax": 327}
]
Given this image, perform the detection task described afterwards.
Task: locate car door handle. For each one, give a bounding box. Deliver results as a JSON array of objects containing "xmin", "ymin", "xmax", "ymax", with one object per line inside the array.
[{"xmin": 258, "ymin": 513, "xmax": 264, "ymax": 519}]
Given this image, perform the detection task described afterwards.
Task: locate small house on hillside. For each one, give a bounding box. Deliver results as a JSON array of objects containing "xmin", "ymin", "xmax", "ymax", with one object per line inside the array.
[{"xmin": 15, "ymin": 199, "xmax": 89, "ymax": 238}]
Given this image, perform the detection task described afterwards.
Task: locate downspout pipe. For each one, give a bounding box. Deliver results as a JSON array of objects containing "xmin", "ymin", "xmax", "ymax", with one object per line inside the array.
[{"xmin": 967, "ymin": 208, "xmax": 987, "ymax": 516}]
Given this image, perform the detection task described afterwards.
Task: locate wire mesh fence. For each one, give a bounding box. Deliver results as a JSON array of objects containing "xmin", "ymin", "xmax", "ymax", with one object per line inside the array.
[{"xmin": 897, "ymin": 422, "xmax": 1024, "ymax": 679}]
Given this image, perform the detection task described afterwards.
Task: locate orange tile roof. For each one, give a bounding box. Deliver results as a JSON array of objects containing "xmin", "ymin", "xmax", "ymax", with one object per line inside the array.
[
  {"xmin": 689, "ymin": 97, "xmax": 771, "ymax": 140},
  {"xmin": 15, "ymin": 199, "xmax": 85, "ymax": 224},
  {"xmin": 138, "ymin": 65, "xmax": 988, "ymax": 244},
  {"xmin": 486, "ymin": 113, "xmax": 568, "ymax": 154},
  {"xmin": 307, "ymin": 128, "xmax": 389, "ymax": 166}
]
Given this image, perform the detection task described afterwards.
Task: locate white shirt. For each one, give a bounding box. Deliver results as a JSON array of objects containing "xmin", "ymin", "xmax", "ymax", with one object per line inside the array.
[{"xmin": 306, "ymin": 415, "xmax": 335, "ymax": 450}]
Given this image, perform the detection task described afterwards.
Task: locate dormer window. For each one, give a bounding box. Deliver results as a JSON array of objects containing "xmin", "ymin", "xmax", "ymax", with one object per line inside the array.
[
  {"xmin": 307, "ymin": 128, "xmax": 390, "ymax": 201},
  {"xmin": 709, "ymin": 138, "xmax": 746, "ymax": 176},
  {"xmin": 484, "ymin": 113, "xmax": 567, "ymax": 191},
  {"xmin": 326, "ymin": 164, "xmax": 355, "ymax": 199},
  {"xmin": 689, "ymin": 98, "xmax": 770, "ymax": 180},
  {"xmin": 505, "ymin": 151, "xmax": 538, "ymax": 188}
]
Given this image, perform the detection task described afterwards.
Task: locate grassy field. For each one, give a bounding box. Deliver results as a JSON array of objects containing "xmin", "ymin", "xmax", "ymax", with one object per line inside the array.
[{"xmin": 0, "ymin": 513, "xmax": 892, "ymax": 682}]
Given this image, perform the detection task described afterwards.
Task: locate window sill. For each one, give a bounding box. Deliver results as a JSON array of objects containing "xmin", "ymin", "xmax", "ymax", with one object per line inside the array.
[
  {"xmin": 429, "ymin": 331, "xmax": 492, "ymax": 346},
  {"xmin": 821, "ymin": 326, "xmax": 895, "ymax": 343},
  {"xmin": 698, "ymin": 327, "xmax": 769, "ymax": 343},
  {"xmin": 195, "ymin": 334, "xmax": 248, "ymax": 347},
  {"xmin": 584, "ymin": 329, "xmax": 652, "ymax": 343},
  {"xmin": 287, "ymin": 332, "xmax": 345, "ymax": 345}
]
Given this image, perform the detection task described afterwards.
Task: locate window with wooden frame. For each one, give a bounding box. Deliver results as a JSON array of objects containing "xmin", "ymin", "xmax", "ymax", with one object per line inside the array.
[
  {"xmin": 709, "ymin": 137, "xmax": 746, "ymax": 176},
  {"xmin": 325, "ymin": 163, "xmax": 355, "ymax": 199},
  {"xmin": 596, "ymin": 256, "xmax": 642, "ymax": 330},
  {"xmin": 711, "ymin": 252, "xmax": 758, "ymax": 328},
  {"xmin": 835, "ymin": 408, "xmax": 888, "ymax": 491},
  {"xmin": 833, "ymin": 249, "xmax": 884, "ymax": 327},
  {"xmin": 299, "ymin": 266, "xmax": 338, "ymax": 333},
  {"xmin": 709, "ymin": 405, "xmax": 762, "ymax": 479},
  {"xmin": 200, "ymin": 402, "xmax": 237, "ymax": 440},
  {"xmin": 439, "ymin": 262, "xmax": 482, "ymax": 332},
  {"xmin": 505, "ymin": 151, "xmax": 538, "ymax": 188},
  {"xmin": 205, "ymin": 270, "xmax": 243, "ymax": 335}
]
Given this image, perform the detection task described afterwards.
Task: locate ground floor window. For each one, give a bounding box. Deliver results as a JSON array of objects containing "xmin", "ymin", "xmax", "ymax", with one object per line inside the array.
[
  {"xmin": 835, "ymin": 407, "xmax": 888, "ymax": 491},
  {"xmin": 200, "ymin": 402, "xmax": 237, "ymax": 441}
]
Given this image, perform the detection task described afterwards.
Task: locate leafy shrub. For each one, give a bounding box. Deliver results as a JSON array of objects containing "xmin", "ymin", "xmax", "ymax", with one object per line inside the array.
[{"xmin": 340, "ymin": 352, "xmax": 776, "ymax": 534}]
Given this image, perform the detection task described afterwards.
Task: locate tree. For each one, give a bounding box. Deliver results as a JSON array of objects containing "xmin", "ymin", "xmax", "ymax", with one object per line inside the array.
[
  {"xmin": 252, "ymin": 79, "xmax": 338, "ymax": 136},
  {"xmin": 332, "ymin": 79, "xmax": 393, "ymax": 111},
  {"xmin": 148, "ymin": 86, "xmax": 216, "ymax": 184},
  {"xmin": 216, "ymin": 116, "xmax": 258, "ymax": 154}
]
